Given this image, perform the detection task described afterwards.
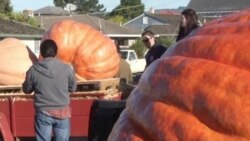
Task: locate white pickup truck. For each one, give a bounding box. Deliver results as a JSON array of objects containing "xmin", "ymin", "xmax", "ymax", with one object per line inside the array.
[{"xmin": 120, "ymin": 49, "xmax": 146, "ymax": 74}]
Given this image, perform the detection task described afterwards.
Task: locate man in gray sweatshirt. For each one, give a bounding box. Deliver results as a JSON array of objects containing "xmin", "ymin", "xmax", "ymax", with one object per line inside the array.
[{"xmin": 22, "ymin": 39, "xmax": 76, "ymax": 141}]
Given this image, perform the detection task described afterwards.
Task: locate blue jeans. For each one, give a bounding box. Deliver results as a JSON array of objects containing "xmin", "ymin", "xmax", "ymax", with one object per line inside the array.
[{"xmin": 35, "ymin": 112, "xmax": 70, "ymax": 141}]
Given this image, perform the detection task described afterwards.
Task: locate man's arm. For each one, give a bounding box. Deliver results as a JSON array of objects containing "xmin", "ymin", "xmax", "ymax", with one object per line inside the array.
[
  {"xmin": 68, "ymin": 68, "xmax": 77, "ymax": 93},
  {"xmin": 22, "ymin": 69, "xmax": 34, "ymax": 94}
]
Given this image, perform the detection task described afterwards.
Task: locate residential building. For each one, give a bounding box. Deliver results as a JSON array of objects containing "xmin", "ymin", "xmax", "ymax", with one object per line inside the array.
[
  {"xmin": 0, "ymin": 18, "xmax": 45, "ymax": 57},
  {"xmin": 187, "ymin": 0, "xmax": 250, "ymax": 23},
  {"xmin": 33, "ymin": 6, "xmax": 70, "ymax": 16},
  {"xmin": 123, "ymin": 11, "xmax": 181, "ymax": 37},
  {"xmin": 33, "ymin": 6, "xmax": 142, "ymax": 48}
]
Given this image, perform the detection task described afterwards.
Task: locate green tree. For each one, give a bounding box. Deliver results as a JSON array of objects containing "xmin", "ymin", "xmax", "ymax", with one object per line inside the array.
[
  {"xmin": 130, "ymin": 36, "xmax": 175, "ymax": 58},
  {"xmin": 157, "ymin": 36, "xmax": 175, "ymax": 47},
  {"xmin": 54, "ymin": 0, "xmax": 66, "ymax": 7},
  {"xmin": 54, "ymin": 0, "xmax": 106, "ymax": 14},
  {"xmin": 0, "ymin": 12, "xmax": 39, "ymax": 27},
  {"xmin": 108, "ymin": 15, "xmax": 127, "ymax": 24},
  {"xmin": 0, "ymin": 0, "xmax": 12, "ymax": 13},
  {"xmin": 109, "ymin": 0, "xmax": 144, "ymax": 22},
  {"xmin": 77, "ymin": 0, "xmax": 106, "ymax": 14},
  {"xmin": 130, "ymin": 39, "xmax": 147, "ymax": 58},
  {"xmin": 0, "ymin": 1, "xmax": 38, "ymax": 27}
]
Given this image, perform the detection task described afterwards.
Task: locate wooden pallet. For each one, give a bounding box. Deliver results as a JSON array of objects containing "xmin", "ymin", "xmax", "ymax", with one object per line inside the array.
[
  {"xmin": 76, "ymin": 78, "xmax": 120, "ymax": 91},
  {"xmin": 0, "ymin": 78, "xmax": 120, "ymax": 95}
]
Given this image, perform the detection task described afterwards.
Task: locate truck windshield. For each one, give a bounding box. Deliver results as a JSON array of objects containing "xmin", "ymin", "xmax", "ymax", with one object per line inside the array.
[{"xmin": 120, "ymin": 51, "xmax": 128, "ymax": 59}]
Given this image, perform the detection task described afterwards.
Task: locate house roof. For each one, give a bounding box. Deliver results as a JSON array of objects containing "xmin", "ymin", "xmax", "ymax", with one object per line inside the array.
[
  {"xmin": 187, "ymin": 0, "xmax": 250, "ymax": 12},
  {"xmin": 144, "ymin": 12, "xmax": 181, "ymax": 35},
  {"xmin": 145, "ymin": 13, "xmax": 181, "ymax": 24},
  {"xmin": 148, "ymin": 7, "xmax": 186, "ymax": 14},
  {"xmin": 157, "ymin": 11, "xmax": 180, "ymax": 15},
  {"xmin": 154, "ymin": 9, "xmax": 181, "ymax": 15},
  {"xmin": 33, "ymin": 6, "xmax": 70, "ymax": 16},
  {"xmin": 144, "ymin": 24, "xmax": 179, "ymax": 36},
  {"xmin": 123, "ymin": 12, "xmax": 182, "ymax": 36},
  {"xmin": 0, "ymin": 18, "xmax": 45, "ymax": 38},
  {"xmin": 36, "ymin": 15, "xmax": 142, "ymax": 37}
]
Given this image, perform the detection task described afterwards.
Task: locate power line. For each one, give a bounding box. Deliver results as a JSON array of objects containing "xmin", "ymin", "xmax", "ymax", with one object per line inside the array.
[
  {"xmin": 90, "ymin": 0, "xmax": 185, "ymax": 16},
  {"xmin": 90, "ymin": 4, "xmax": 144, "ymax": 15},
  {"xmin": 90, "ymin": 9, "xmax": 144, "ymax": 18},
  {"xmin": 112, "ymin": 4, "xmax": 144, "ymax": 12},
  {"xmin": 147, "ymin": 0, "xmax": 185, "ymax": 9},
  {"xmin": 115, "ymin": 9, "xmax": 144, "ymax": 17}
]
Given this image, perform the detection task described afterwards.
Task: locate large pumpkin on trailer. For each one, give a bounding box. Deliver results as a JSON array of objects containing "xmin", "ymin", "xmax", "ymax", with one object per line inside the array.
[
  {"xmin": 0, "ymin": 38, "xmax": 38, "ymax": 85},
  {"xmin": 108, "ymin": 9, "xmax": 250, "ymax": 141},
  {"xmin": 42, "ymin": 20, "xmax": 120, "ymax": 80}
]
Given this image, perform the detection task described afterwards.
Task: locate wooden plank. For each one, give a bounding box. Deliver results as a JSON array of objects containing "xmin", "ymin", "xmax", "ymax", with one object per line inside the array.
[
  {"xmin": 0, "ymin": 91, "xmax": 120, "ymax": 100},
  {"xmin": 76, "ymin": 78, "xmax": 120, "ymax": 91},
  {"xmin": 0, "ymin": 85, "xmax": 22, "ymax": 93},
  {"xmin": 0, "ymin": 78, "xmax": 120, "ymax": 95},
  {"xmin": 0, "ymin": 85, "xmax": 21, "ymax": 90}
]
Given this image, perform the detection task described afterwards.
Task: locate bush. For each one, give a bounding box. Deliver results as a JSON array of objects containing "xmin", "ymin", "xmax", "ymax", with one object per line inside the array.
[
  {"xmin": 157, "ymin": 36, "xmax": 176, "ymax": 47},
  {"xmin": 130, "ymin": 38, "xmax": 147, "ymax": 58},
  {"xmin": 130, "ymin": 36, "xmax": 175, "ymax": 58},
  {"xmin": 0, "ymin": 12, "xmax": 39, "ymax": 27}
]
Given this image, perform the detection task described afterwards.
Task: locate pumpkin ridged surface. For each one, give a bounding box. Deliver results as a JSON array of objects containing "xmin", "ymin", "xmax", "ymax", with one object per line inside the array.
[
  {"xmin": 124, "ymin": 90, "xmax": 248, "ymax": 141},
  {"xmin": 191, "ymin": 23, "xmax": 250, "ymax": 36},
  {"xmin": 110, "ymin": 109, "xmax": 151, "ymax": 141},
  {"xmin": 0, "ymin": 38, "xmax": 38, "ymax": 85},
  {"xmin": 140, "ymin": 57, "xmax": 250, "ymax": 137},
  {"xmin": 108, "ymin": 8, "xmax": 250, "ymax": 141},
  {"xmin": 43, "ymin": 20, "xmax": 120, "ymax": 80},
  {"xmin": 165, "ymin": 35, "xmax": 250, "ymax": 71},
  {"xmin": 207, "ymin": 10, "xmax": 250, "ymax": 25}
]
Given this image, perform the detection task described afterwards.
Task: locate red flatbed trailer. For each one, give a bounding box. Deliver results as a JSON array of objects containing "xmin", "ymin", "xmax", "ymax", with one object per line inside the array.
[{"xmin": 0, "ymin": 78, "xmax": 121, "ymax": 140}]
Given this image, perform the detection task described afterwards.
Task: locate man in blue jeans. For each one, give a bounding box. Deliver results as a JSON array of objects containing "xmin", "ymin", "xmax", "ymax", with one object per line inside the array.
[{"xmin": 22, "ymin": 39, "xmax": 77, "ymax": 141}]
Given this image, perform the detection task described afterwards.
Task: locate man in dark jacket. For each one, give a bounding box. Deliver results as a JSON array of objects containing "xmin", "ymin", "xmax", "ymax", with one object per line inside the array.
[
  {"xmin": 22, "ymin": 39, "xmax": 76, "ymax": 141},
  {"xmin": 142, "ymin": 30, "xmax": 167, "ymax": 68}
]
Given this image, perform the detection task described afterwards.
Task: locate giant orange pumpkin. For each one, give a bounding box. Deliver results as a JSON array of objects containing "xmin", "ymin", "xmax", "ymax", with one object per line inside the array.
[
  {"xmin": 0, "ymin": 38, "xmax": 38, "ymax": 85},
  {"xmin": 42, "ymin": 20, "xmax": 120, "ymax": 80},
  {"xmin": 108, "ymin": 9, "xmax": 250, "ymax": 141}
]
